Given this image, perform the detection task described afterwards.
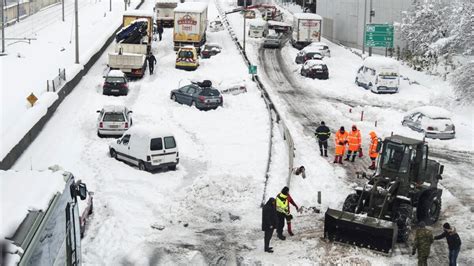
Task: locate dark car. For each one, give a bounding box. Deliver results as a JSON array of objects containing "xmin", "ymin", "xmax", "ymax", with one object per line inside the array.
[
  {"xmin": 295, "ymin": 49, "xmax": 324, "ymax": 64},
  {"xmin": 201, "ymin": 43, "xmax": 222, "ymax": 59},
  {"xmin": 170, "ymin": 80, "xmax": 223, "ymax": 110},
  {"xmin": 103, "ymin": 70, "xmax": 128, "ymax": 96},
  {"xmin": 300, "ymin": 59, "xmax": 329, "ymax": 79}
]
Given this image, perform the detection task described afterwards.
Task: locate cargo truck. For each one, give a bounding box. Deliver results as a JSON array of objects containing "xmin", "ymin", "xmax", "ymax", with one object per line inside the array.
[
  {"xmin": 291, "ymin": 13, "xmax": 322, "ymax": 50},
  {"xmin": 155, "ymin": 0, "xmax": 178, "ymax": 27},
  {"xmin": 108, "ymin": 10, "xmax": 154, "ymax": 78},
  {"xmin": 173, "ymin": 2, "xmax": 208, "ymax": 51}
]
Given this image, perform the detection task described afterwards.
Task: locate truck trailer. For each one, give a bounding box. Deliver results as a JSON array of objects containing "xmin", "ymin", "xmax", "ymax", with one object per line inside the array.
[
  {"xmin": 108, "ymin": 10, "xmax": 154, "ymax": 78},
  {"xmin": 291, "ymin": 13, "xmax": 322, "ymax": 50},
  {"xmin": 173, "ymin": 2, "xmax": 208, "ymax": 51},
  {"xmin": 155, "ymin": 0, "xmax": 178, "ymax": 27}
]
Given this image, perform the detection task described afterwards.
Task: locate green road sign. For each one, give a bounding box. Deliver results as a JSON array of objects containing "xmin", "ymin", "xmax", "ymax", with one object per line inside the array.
[
  {"xmin": 365, "ymin": 24, "xmax": 394, "ymax": 48},
  {"xmin": 249, "ymin": 65, "xmax": 257, "ymax": 74}
]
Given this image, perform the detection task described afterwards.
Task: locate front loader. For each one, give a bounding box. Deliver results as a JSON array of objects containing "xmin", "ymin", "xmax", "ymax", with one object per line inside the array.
[{"xmin": 324, "ymin": 135, "xmax": 444, "ymax": 253}]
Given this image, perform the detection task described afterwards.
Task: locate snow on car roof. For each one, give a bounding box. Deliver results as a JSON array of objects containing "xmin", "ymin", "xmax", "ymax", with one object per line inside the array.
[
  {"xmin": 363, "ymin": 57, "xmax": 399, "ymax": 70},
  {"xmin": 408, "ymin": 106, "xmax": 452, "ymax": 119},
  {"xmin": 305, "ymin": 59, "xmax": 325, "ymax": 67},
  {"xmin": 249, "ymin": 19, "xmax": 267, "ymax": 26},
  {"xmin": 107, "ymin": 70, "xmax": 125, "ymax": 77},
  {"xmin": 123, "ymin": 10, "xmax": 154, "ymax": 18},
  {"xmin": 293, "ymin": 13, "xmax": 323, "ymax": 20},
  {"xmin": 0, "ymin": 168, "xmax": 67, "ymax": 238},
  {"xmin": 124, "ymin": 125, "xmax": 174, "ymax": 138},
  {"xmin": 102, "ymin": 105, "xmax": 126, "ymax": 112},
  {"xmin": 267, "ymin": 21, "xmax": 291, "ymax": 27},
  {"xmin": 174, "ymin": 2, "xmax": 208, "ymax": 13}
]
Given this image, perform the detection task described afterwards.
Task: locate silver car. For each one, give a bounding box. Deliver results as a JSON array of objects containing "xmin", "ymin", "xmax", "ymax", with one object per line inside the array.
[
  {"xmin": 97, "ymin": 105, "xmax": 133, "ymax": 137},
  {"xmin": 402, "ymin": 106, "xmax": 455, "ymax": 140},
  {"xmin": 263, "ymin": 33, "xmax": 284, "ymax": 48}
]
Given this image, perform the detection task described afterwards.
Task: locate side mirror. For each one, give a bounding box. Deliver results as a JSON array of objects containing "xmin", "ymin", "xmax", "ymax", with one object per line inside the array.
[
  {"xmin": 376, "ymin": 141, "xmax": 382, "ymax": 153},
  {"xmin": 78, "ymin": 183, "xmax": 88, "ymax": 200},
  {"xmin": 103, "ymin": 76, "xmax": 106, "ymax": 78},
  {"xmin": 439, "ymin": 165, "xmax": 444, "ymax": 175},
  {"xmin": 128, "ymin": 110, "xmax": 133, "ymax": 113},
  {"xmin": 96, "ymin": 110, "xmax": 101, "ymax": 113},
  {"xmin": 117, "ymin": 139, "xmax": 121, "ymax": 144}
]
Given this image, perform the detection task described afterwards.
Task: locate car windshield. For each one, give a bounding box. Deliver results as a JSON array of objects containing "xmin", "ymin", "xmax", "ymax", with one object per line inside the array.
[
  {"xmin": 250, "ymin": 25, "xmax": 263, "ymax": 30},
  {"xmin": 103, "ymin": 113, "xmax": 125, "ymax": 122},
  {"xmin": 178, "ymin": 50, "xmax": 194, "ymax": 58},
  {"xmin": 267, "ymin": 35, "xmax": 279, "ymax": 39},
  {"xmin": 200, "ymin": 88, "xmax": 220, "ymax": 96},
  {"xmin": 381, "ymin": 142, "xmax": 410, "ymax": 173},
  {"xmin": 106, "ymin": 77, "xmax": 125, "ymax": 83},
  {"xmin": 379, "ymin": 74, "xmax": 397, "ymax": 79}
]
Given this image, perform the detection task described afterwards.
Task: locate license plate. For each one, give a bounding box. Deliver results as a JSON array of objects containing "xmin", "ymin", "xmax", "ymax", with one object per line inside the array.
[
  {"xmin": 108, "ymin": 125, "xmax": 119, "ymax": 128},
  {"xmin": 111, "ymin": 89, "xmax": 119, "ymax": 92}
]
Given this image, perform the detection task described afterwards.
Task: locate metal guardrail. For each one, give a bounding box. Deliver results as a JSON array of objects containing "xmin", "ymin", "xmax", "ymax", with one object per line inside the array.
[{"xmin": 215, "ymin": 1, "xmax": 295, "ymax": 205}]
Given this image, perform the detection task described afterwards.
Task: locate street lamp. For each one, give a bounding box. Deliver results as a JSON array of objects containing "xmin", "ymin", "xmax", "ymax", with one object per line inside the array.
[{"xmin": 243, "ymin": 0, "xmax": 247, "ymax": 53}]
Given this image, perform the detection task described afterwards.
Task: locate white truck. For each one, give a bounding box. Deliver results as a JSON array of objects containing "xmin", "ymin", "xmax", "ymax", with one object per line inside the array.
[
  {"xmin": 1, "ymin": 167, "xmax": 93, "ymax": 265},
  {"xmin": 173, "ymin": 2, "xmax": 208, "ymax": 51},
  {"xmin": 155, "ymin": 0, "xmax": 178, "ymax": 27},
  {"xmin": 291, "ymin": 13, "xmax": 323, "ymax": 50},
  {"xmin": 108, "ymin": 11, "xmax": 154, "ymax": 78}
]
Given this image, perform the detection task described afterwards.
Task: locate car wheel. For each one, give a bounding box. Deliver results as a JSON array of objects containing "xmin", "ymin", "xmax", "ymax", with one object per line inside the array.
[
  {"xmin": 171, "ymin": 94, "xmax": 176, "ymax": 101},
  {"xmin": 109, "ymin": 149, "xmax": 117, "ymax": 159},
  {"xmin": 97, "ymin": 131, "xmax": 103, "ymax": 138},
  {"xmin": 369, "ymin": 83, "xmax": 377, "ymax": 93},
  {"xmin": 138, "ymin": 161, "xmax": 147, "ymax": 171}
]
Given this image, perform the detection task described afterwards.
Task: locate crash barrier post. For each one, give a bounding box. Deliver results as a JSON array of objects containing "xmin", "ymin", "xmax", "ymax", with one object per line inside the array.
[
  {"xmin": 318, "ymin": 191, "xmax": 321, "ymax": 204},
  {"xmin": 215, "ymin": 1, "xmax": 295, "ymax": 205},
  {"xmin": 0, "ymin": 0, "xmax": 145, "ymax": 170},
  {"xmin": 361, "ymin": 110, "xmax": 364, "ymax": 121}
]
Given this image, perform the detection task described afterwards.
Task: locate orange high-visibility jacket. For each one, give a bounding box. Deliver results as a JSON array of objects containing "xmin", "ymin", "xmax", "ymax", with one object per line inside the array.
[
  {"xmin": 335, "ymin": 131, "xmax": 348, "ymax": 156},
  {"xmin": 347, "ymin": 129, "xmax": 362, "ymax": 152},
  {"xmin": 369, "ymin": 132, "xmax": 379, "ymax": 158}
]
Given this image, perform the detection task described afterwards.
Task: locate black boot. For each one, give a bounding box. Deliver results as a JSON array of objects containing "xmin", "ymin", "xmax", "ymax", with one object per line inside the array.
[
  {"xmin": 277, "ymin": 234, "xmax": 286, "ymax": 240},
  {"xmin": 351, "ymin": 155, "xmax": 356, "ymax": 162},
  {"xmin": 344, "ymin": 155, "xmax": 350, "ymax": 161},
  {"xmin": 320, "ymin": 150, "xmax": 323, "ymax": 156},
  {"xmin": 324, "ymin": 150, "xmax": 328, "ymax": 157}
]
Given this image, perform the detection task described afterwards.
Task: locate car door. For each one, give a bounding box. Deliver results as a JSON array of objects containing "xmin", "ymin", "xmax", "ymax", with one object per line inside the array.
[
  {"xmin": 149, "ymin": 137, "xmax": 165, "ymax": 166},
  {"xmin": 163, "ymin": 136, "xmax": 178, "ymax": 163},
  {"xmin": 406, "ymin": 113, "xmax": 421, "ymax": 131},
  {"xmin": 186, "ymin": 86, "xmax": 197, "ymax": 105},
  {"xmin": 175, "ymin": 86, "xmax": 189, "ymax": 103},
  {"xmin": 116, "ymin": 134, "xmax": 132, "ymax": 162}
]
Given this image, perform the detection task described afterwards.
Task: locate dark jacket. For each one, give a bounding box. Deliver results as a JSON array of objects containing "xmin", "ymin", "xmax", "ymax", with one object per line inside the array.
[
  {"xmin": 157, "ymin": 24, "xmax": 164, "ymax": 34},
  {"xmin": 147, "ymin": 55, "xmax": 157, "ymax": 66},
  {"xmin": 315, "ymin": 125, "xmax": 330, "ymax": 142},
  {"xmin": 435, "ymin": 228, "xmax": 461, "ymax": 250},
  {"xmin": 262, "ymin": 198, "xmax": 277, "ymax": 231}
]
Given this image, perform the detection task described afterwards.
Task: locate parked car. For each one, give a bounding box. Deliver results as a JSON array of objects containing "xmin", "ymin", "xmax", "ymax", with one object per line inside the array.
[
  {"xmin": 263, "ymin": 33, "xmax": 284, "ymax": 48},
  {"xmin": 402, "ymin": 106, "xmax": 455, "ymax": 139},
  {"xmin": 176, "ymin": 46, "xmax": 199, "ymax": 71},
  {"xmin": 355, "ymin": 57, "xmax": 400, "ymax": 93},
  {"xmin": 109, "ymin": 125, "xmax": 179, "ymax": 171},
  {"xmin": 209, "ymin": 19, "xmax": 224, "ymax": 32},
  {"xmin": 97, "ymin": 105, "xmax": 133, "ymax": 137},
  {"xmin": 103, "ymin": 70, "xmax": 128, "ymax": 96},
  {"xmin": 306, "ymin": 42, "xmax": 331, "ymax": 57},
  {"xmin": 295, "ymin": 49, "xmax": 324, "ymax": 64},
  {"xmin": 300, "ymin": 59, "xmax": 329, "ymax": 79},
  {"xmin": 201, "ymin": 43, "xmax": 222, "ymax": 58},
  {"xmin": 170, "ymin": 80, "xmax": 223, "ymax": 110}
]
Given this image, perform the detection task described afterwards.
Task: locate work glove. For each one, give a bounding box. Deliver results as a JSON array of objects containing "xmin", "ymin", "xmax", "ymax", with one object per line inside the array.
[{"xmin": 339, "ymin": 141, "xmax": 344, "ymax": 145}]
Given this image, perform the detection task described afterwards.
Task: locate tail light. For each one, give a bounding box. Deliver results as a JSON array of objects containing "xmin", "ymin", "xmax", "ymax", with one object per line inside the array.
[
  {"xmin": 99, "ymin": 122, "xmax": 103, "ymax": 128},
  {"xmin": 122, "ymin": 83, "xmax": 128, "ymax": 88},
  {"xmin": 427, "ymin": 126, "xmax": 434, "ymax": 131},
  {"xmin": 125, "ymin": 122, "xmax": 129, "ymax": 128},
  {"xmin": 146, "ymin": 155, "xmax": 151, "ymax": 162},
  {"xmin": 219, "ymin": 95, "xmax": 223, "ymax": 102},
  {"xmin": 198, "ymin": 95, "xmax": 206, "ymax": 102}
]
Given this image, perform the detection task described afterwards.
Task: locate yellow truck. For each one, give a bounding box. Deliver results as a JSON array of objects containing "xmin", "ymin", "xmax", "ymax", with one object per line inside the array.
[{"xmin": 173, "ymin": 2, "xmax": 208, "ymax": 51}]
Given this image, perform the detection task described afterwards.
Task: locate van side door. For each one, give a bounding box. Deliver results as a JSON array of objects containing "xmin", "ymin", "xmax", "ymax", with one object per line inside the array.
[
  {"xmin": 163, "ymin": 136, "xmax": 178, "ymax": 163},
  {"xmin": 116, "ymin": 134, "xmax": 134, "ymax": 163}
]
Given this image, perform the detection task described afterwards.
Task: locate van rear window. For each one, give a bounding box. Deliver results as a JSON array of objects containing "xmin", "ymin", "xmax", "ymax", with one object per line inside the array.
[
  {"xmin": 103, "ymin": 113, "xmax": 125, "ymax": 122},
  {"xmin": 150, "ymin": 138, "xmax": 163, "ymax": 151},
  {"xmin": 164, "ymin": 137, "xmax": 176, "ymax": 149}
]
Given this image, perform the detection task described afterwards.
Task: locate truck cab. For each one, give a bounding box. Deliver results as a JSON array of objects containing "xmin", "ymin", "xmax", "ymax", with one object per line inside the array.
[{"xmin": 248, "ymin": 19, "xmax": 268, "ymax": 38}]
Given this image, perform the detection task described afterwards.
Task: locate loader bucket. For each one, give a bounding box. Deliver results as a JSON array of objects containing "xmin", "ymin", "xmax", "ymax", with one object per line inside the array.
[{"xmin": 324, "ymin": 208, "xmax": 397, "ymax": 253}]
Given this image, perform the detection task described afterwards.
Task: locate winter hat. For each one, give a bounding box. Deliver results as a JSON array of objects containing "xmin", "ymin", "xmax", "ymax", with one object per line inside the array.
[
  {"xmin": 443, "ymin": 223, "xmax": 451, "ymax": 230},
  {"xmin": 418, "ymin": 221, "xmax": 426, "ymax": 228},
  {"xmin": 281, "ymin": 186, "xmax": 289, "ymax": 195},
  {"xmin": 352, "ymin": 124, "xmax": 357, "ymax": 130},
  {"xmin": 340, "ymin": 126, "xmax": 345, "ymax": 132},
  {"xmin": 321, "ymin": 121, "xmax": 325, "ymax": 125}
]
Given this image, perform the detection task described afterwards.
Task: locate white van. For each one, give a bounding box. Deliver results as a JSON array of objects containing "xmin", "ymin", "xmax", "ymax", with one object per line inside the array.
[
  {"xmin": 109, "ymin": 125, "xmax": 179, "ymax": 171},
  {"xmin": 355, "ymin": 57, "xmax": 400, "ymax": 94},
  {"xmin": 248, "ymin": 19, "xmax": 268, "ymax": 38}
]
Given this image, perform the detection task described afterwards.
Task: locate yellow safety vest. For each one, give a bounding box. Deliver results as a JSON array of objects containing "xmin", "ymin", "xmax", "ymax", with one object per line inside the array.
[{"xmin": 276, "ymin": 193, "xmax": 289, "ymax": 214}]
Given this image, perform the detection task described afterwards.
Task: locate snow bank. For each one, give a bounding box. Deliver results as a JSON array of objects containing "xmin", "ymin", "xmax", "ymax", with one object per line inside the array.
[{"xmin": 0, "ymin": 169, "xmax": 66, "ymax": 238}]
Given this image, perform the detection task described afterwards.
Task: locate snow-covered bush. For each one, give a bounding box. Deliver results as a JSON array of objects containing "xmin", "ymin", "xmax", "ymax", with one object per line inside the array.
[{"xmin": 450, "ymin": 61, "xmax": 474, "ymax": 104}]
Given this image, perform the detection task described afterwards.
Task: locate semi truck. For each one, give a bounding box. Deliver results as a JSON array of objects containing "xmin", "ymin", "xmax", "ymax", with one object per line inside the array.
[
  {"xmin": 1, "ymin": 167, "xmax": 93, "ymax": 265},
  {"xmin": 173, "ymin": 2, "xmax": 208, "ymax": 51},
  {"xmin": 291, "ymin": 13, "xmax": 322, "ymax": 50},
  {"xmin": 155, "ymin": 0, "xmax": 178, "ymax": 27},
  {"xmin": 108, "ymin": 10, "xmax": 154, "ymax": 78}
]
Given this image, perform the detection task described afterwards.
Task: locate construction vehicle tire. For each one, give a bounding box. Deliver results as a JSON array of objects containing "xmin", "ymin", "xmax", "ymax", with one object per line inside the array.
[
  {"xmin": 417, "ymin": 191, "xmax": 441, "ymax": 225},
  {"xmin": 393, "ymin": 203, "xmax": 412, "ymax": 243},
  {"xmin": 342, "ymin": 193, "xmax": 359, "ymax": 213}
]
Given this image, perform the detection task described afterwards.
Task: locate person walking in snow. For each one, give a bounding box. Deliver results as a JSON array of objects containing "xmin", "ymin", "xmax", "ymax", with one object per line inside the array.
[
  {"xmin": 157, "ymin": 20, "xmax": 164, "ymax": 41},
  {"xmin": 368, "ymin": 131, "xmax": 379, "ymax": 170},
  {"xmin": 434, "ymin": 222, "xmax": 462, "ymax": 266},
  {"xmin": 412, "ymin": 221, "xmax": 434, "ymax": 266},
  {"xmin": 334, "ymin": 126, "xmax": 348, "ymax": 164},
  {"xmin": 275, "ymin": 187, "xmax": 292, "ymax": 240},
  {"xmin": 147, "ymin": 53, "xmax": 157, "ymax": 75},
  {"xmin": 262, "ymin": 197, "xmax": 278, "ymax": 253},
  {"xmin": 345, "ymin": 125, "xmax": 361, "ymax": 162},
  {"xmin": 315, "ymin": 121, "xmax": 330, "ymax": 157}
]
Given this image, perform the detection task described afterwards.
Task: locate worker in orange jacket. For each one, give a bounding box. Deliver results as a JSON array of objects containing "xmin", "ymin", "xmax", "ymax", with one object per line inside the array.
[
  {"xmin": 345, "ymin": 125, "xmax": 362, "ymax": 162},
  {"xmin": 334, "ymin": 126, "xmax": 348, "ymax": 164},
  {"xmin": 368, "ymin": 131, "xmax": 379, "ymax": 170}
]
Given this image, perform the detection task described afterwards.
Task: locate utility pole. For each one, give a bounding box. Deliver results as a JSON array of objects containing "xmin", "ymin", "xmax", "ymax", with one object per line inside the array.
[
  {"xmin": 1, "ymin": 0, "xmax": 5, "ymax": 53},
  {"xmin": 369, "ymin": 0, "xmax": 373, "ymax": 56},
  {"xmin": 110, "ymin": 0, "xmax": 112, "ymax": 12},
  {"xmin": 75, "ymin": 0, "xmax": 79, "ymax": 63},
  {"xmin": 62, "ymin": 0, "xmax": 65, "ymax": 21},
  {"xmin": 243, "ymin": 0, "xmax": 246, "ymax": 53},
  {"xmin": 362, "ymin": 0, "xmax": 367, "ymax": 54},
  {"xmin": 124, "ymin": 0, "xmax": 128, "ymax": 11}
]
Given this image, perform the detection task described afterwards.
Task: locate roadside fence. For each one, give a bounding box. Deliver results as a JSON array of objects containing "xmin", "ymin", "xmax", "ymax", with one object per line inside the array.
[{"xmin": 47, "ymin": 68, "xmax": 66, "ymax": 92}]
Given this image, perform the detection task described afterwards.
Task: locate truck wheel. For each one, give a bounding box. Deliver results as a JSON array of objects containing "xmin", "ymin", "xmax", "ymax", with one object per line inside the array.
[
  {"xmin": 417, "ymin": 191, "xmax": 441, "ymax": 225},
  {"xmin": 342, "ymin": 193, "xmax": 359, "ymax": 213},
  {"xmin": 393, "ymin": 203, "xmax": 412, "ymax": 242}
]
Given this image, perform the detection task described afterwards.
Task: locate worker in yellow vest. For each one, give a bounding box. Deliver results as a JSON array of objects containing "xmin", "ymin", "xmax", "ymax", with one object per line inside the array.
[{"xmin": 275, "ymin": 187, "xmax": 292, "ymax": 240}]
